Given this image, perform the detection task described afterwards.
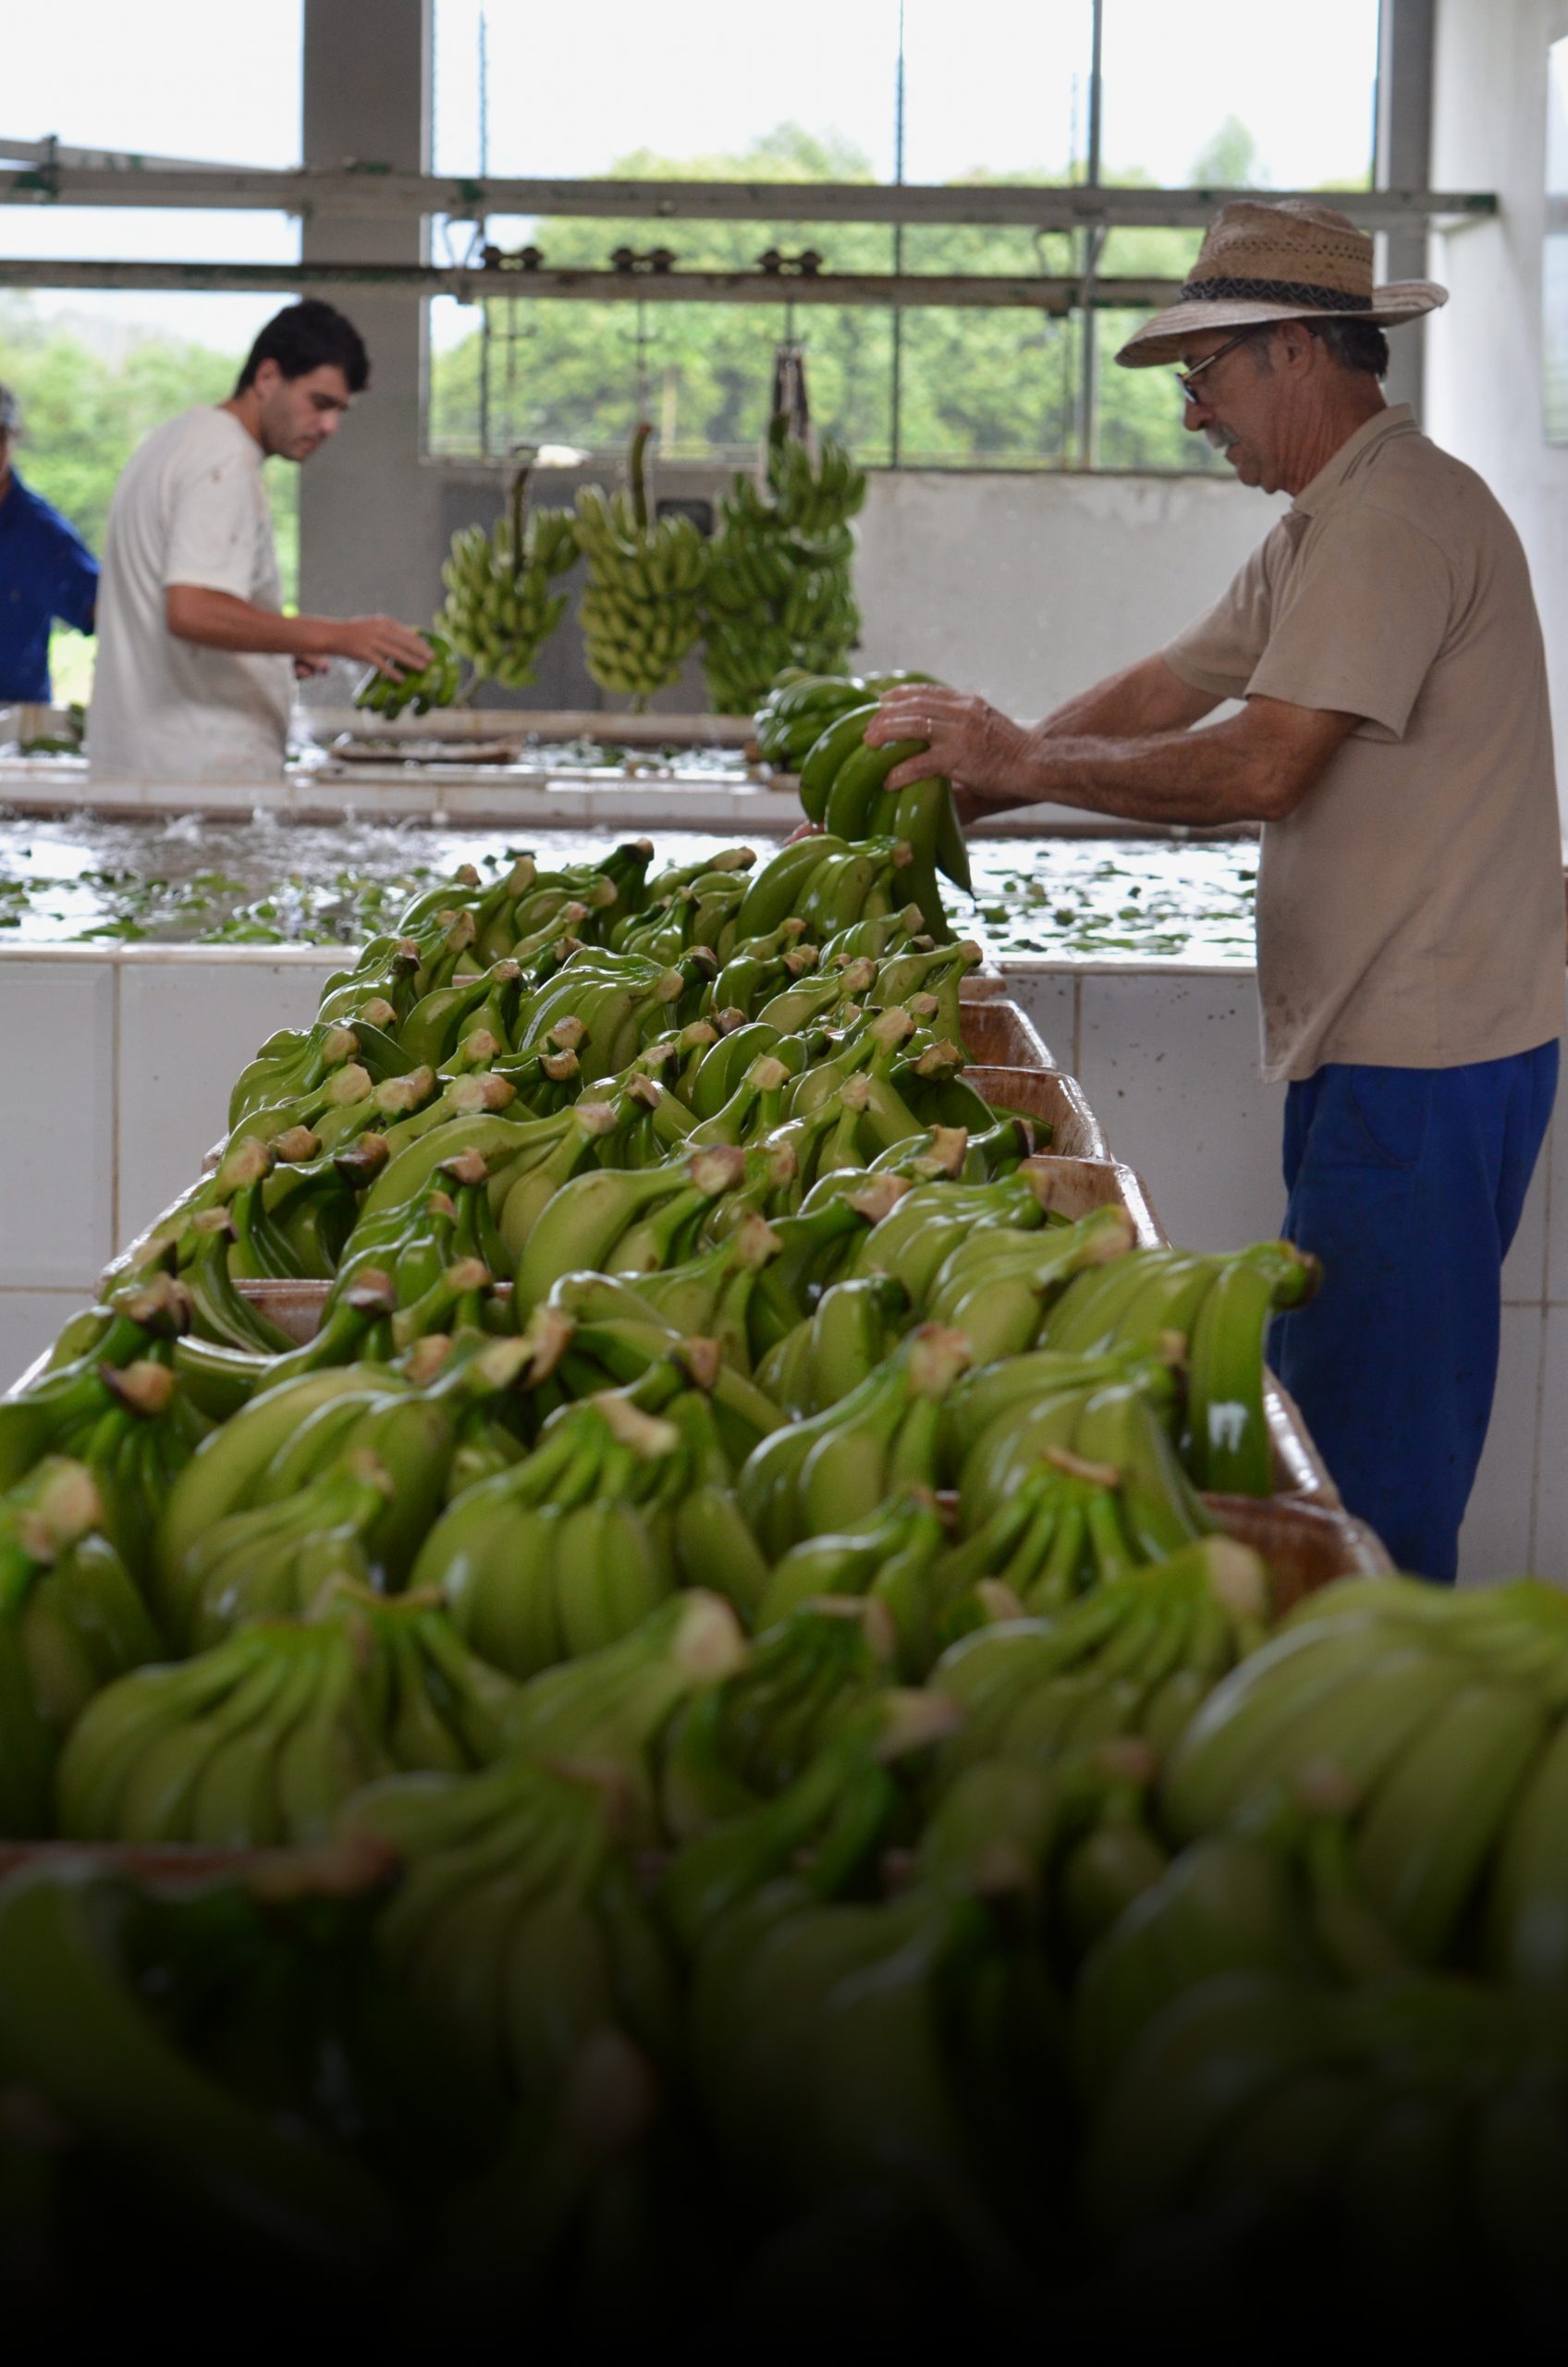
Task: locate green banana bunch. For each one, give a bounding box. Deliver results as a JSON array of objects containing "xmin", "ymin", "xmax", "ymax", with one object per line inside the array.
[
  {"xmin": 701, "ymin": 422, "xmax": 866, "ymax": 714},
  {"xmin": 498, "ymin": 1590, "xmax": 748, "ymax": 1846},
  {"xmin": 753, "ymin": 664, "xmax": 932, "ymax": 768},
  {"xmin": 0, "ymin": 1457, "xmax": 161, "ymax": 1835},
  {"xmin": 688, "ymin": 1870, "xmax": 1003, "ymax": 2243},
  {"xmin": 0, "ymin": 1857, "xmax": 402, "ymax": 2275},
  {"xmin": 1080, "ymin": 1964, "xmax": 1568, "ymax": 2330},
  {"xmin": 753, "ymin": 1270, "xmax": 912, "ymax": 1417},
  {"xmin": 355, "ymin": 628, "xmax": 462, "ymax": 718},
  {"xmin": 56, "ymin": 1586, "xmax": 519, "ymax": 1846},
  {"xmin": 345, "ymin": 1754, "xmax": 677, "ymax": 2098},
  {"xmin": 0, "ymin": 1343, "xmax": 210, "ymax": 1593},
  {"xmin": 437, "ymin": 466, "xmax": 578, "ymax": 690},
  {"xmin": 657, "ymin": 1596, "xmax": 897, "ymax": 1839},
  {"xmin": 527, "ymin": 1286, "xmax": 782, "ymax": 1480},
  {"xmin": 1037, "ymin": 1238, "xmax": 1319, "ymax": 1496},
  {"xmin": 931, "ymin": 1534, "xmax": 1272, "ymax": 1793},
  {"xmin": 410, "ymin": 1387, "xmax": 692, "ymax": 1681},
  {"xmin": 511, "ymin": 1143, "xmax": 749, "ymax": 1317},
  {"xmin": 737, "ymin": 1322, "xmax": 972, "ymax": 1559},
  {"xmin": 659, "ymin": 1687, "xmax": 954, "ymax": 1964},
  {"xmin": 553, "ymin": 1210, "xmax": 783, "ymax": 1379},
  {"xmin": 1166, "ymin": 1575, "xmax": 1568, "ymax": 1977},
  {"xmin": 750, "ymin": 1492, "xmax": 950, "ymax": 1669},
  {"xmin": 913, "ymin": 1742, "xmax": 1170, "ymax": 2000},
  {"xmin": 769, "ymin": 427, "xmax": 867, "ymax": 541},
  {"xmin": 954, "ymin": 1350, "xmax": 1188, "ymax": 1528},
  {"xmin": 576, "ymin": 424, "xmax": 706, "ymax": 709},
  {"xmin": 153, "ymin": 1332, "xmax": 540, "ymax": 1622},
  {"xmin": 916, "ymin": 1204, "xmax": 1137, "ymax": 1367},
  {"xmin": 842, "ymin": 1165, "xmax": 1047, "ymax": 1300}
]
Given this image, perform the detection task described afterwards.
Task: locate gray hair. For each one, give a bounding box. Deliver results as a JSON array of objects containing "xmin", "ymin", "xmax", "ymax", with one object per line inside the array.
[
  {"xmin": 1301, "ymin": 317, "xmax": 1391, "ymax": 378},
  {"xmin": 0, "ymin": 386, "xmax": 17, "ymax": 433}
]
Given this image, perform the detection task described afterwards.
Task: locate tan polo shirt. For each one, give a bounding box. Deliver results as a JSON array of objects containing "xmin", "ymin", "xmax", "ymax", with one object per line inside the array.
[{"xmin": 1163, "ymin": 403, "xmax": 1565, "ymax": 1082}]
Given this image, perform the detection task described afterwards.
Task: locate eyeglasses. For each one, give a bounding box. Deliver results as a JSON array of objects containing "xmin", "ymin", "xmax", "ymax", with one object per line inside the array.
[{"xmin": 1172, "ymin": 324, "xmax": 1269, "ymax": 403}]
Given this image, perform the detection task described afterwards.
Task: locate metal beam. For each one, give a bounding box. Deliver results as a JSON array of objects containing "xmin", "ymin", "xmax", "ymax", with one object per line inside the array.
[
  {"xmin": 0, "ymin": 257, "xmax": 1189, "ymax": 310},
  {"xmin": 0, "ymin": 160, "xmax": 1496, "ymax": 230}
]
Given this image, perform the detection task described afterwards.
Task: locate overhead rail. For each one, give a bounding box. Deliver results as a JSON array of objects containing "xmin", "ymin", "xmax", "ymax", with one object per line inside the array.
[
  {"xmin": 0, "ymin": 149, "xmax": 1497, "ymax": 232},
  {"xmin": 0, "ymin": 258, "xmax": 1189, "ymax": 311}
]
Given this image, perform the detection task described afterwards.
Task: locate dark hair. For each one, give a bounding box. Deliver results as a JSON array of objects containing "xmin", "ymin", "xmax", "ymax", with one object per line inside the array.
[
  {"xmin": 1302, "ymin": 316, "xmax": 1390, "ymax": 378},
  {"xmin": 235, "ymin": 300, "xmax": 370, "ymax": 397}
]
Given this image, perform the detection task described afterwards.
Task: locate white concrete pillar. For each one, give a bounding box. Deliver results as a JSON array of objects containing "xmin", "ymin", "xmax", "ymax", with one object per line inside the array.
[
  {"xmin": 1377, "ymin": 0, "xmax": 1436, "ymax": 420},
  {"xmin": 298, "ymin": 0, "xmax": 441, "ymax": 632}
]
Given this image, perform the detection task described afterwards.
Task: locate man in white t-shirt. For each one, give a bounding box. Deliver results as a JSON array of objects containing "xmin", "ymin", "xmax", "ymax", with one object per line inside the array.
[{"xmin": 88, "ymin": 300, "xmax": 431, "ymax": 781}]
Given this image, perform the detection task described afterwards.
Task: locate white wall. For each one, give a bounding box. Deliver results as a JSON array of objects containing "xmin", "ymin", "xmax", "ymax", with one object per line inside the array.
[
  {"xmin": 847, "ymin": 468, "xmax": 1284, "ymax": 720},
  {"xmin": 1429, "ymin": 0, "xmax": 1568, "ymax": 818}
]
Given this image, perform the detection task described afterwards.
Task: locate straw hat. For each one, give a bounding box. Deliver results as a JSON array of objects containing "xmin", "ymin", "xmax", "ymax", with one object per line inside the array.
[{"xmin": 1115, "ymin": 198, "xmax": 1447, "ymax": 368}]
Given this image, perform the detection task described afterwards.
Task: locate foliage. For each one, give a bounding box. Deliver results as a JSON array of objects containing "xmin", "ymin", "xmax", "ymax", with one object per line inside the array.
[
  {"xmin": 428, "ymin": 126, "xmax": 1246, "ymax": 475},
  {"xmin": 0, "ymin": 297, "xmax": 300, "ymax": 591}
]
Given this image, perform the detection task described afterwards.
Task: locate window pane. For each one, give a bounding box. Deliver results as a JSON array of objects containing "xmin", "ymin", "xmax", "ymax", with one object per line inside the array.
[
  {"xmin": 1093, "ymin": 308, "xmax": 1228, "ymax": 472},
  {"xmin": 1098, "ymin": 0, "xmax": 1378, "ymax": 190},
  {"xmin": 4, "ymin": 0, "xmax": 301, "ymax": 351},
  {"xmin": 900, "ymin": 0, "xmax": 1094, "ymax": 183},
  {"xmin": 10, "ymin": 0, "xmax": 300, "ymax": 162},
  {"xmin": 896, "ymin": 307, "xmax": 1078, "ymax": 466},
  {"xmin": 429, "ymin": 297, "xmax": 894, "ymax": 465},
  {"xmin": 434, "ymin": 0, "xmax": 900, "ymax": 179}
]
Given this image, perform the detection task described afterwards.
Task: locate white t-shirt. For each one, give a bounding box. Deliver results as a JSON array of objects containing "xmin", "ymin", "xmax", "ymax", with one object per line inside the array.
[{"xmin": 87, "ymin": 407, "xmax": 293, "ymax": 782}]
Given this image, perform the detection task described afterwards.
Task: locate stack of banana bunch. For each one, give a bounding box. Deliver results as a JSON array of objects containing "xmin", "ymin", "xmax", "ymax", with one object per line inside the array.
[
  {"xmin": 354, "ymin": 627, "xmax": 463, "ymax": 720},
  {"xmin": 702, "ymin": 419, "xmax": 867, "ymax": 715},
  {"xmin": 575, "ymin": 423, "xmax": 707, "ymax": 708},
  {"xmin": 13, "ymin": 801, "xmax": 1512, "ymax": 2324},
  {"xmin": 436, "ymin": 463, "xmax": 580, "ymax": 691}
]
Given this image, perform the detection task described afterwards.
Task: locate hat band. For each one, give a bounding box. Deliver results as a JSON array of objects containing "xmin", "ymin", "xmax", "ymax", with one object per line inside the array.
[{"xmin": 1179, "ymin": 276, "xmax": 1373, "ymax": 312}]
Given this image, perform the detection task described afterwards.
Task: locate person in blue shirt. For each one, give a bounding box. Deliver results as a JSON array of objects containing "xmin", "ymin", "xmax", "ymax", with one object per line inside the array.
[{"xmin": 0, "ymin": 383, "xmax": 100, "ymax": 703}]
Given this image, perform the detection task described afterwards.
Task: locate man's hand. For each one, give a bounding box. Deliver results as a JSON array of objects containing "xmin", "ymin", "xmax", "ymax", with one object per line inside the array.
[
  {"xmin": 332, "ymin": 617, "xmax": 433, "ymax": 681},
  {"xmin": 865, "ymin": 686, "xmax": 1035, "ymax": 823},
  {"xmin": 293, "ymin": 655, "xmax": 332, "ymax": 681}
]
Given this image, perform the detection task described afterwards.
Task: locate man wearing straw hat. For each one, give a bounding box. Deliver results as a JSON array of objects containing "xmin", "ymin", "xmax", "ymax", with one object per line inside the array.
[{"xmin": 869, "ymin": 200, "xmax": 1564, "ymax": 1583}]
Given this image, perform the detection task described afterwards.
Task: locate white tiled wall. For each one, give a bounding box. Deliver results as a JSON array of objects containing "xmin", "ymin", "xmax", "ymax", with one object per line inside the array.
[
  {"xmin": 116, "ymin": 958, "xmax": 327, "ymax": 1239},
  {"xmin": 6, "ymin": 943, "xmax": 1565, "ymax": 1586},
  {"xmin": 0, "ymin": 946, "xmax": 338, "ymax": 1338}
]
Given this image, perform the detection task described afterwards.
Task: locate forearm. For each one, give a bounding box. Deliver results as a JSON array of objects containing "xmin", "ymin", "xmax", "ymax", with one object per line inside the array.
[
  {"xmin": 1033, "ymin": 654, "xmax": 1221, "ymax": 743},
  {"xmin": 165, "ymin": 586, "xmax": 336, "ymax": 658},
  {"xmin": 999, "ymin": 723, "xmax": 1281, "ymax": 828}
]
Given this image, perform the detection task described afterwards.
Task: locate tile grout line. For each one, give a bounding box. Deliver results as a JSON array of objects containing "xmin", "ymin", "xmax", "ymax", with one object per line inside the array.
[
  {"xmin": 1527, "ymin": 1123, "xmax": 1556, "ymax": 1567},
  {"xmin": 1528, "ymin": 1306, "xmax": 1550, "ymax": 1572},
  {"xmin": 109, "ymin": 964, "xmax": 121, "ymax": 1262}
]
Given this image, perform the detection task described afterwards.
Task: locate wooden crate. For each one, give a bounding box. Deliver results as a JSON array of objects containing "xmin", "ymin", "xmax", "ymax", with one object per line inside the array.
[
  {"xmin": 1204, "ymin": 1490, "xmax": 1392, "ymax": 1601},
  {"xmin": 971, "ymin": 1065, "xmax": 1105, "ymax": 1159},
  {"xmin": 959, "ymin": 998, "xmax": 1056, "ymax": 1070}
]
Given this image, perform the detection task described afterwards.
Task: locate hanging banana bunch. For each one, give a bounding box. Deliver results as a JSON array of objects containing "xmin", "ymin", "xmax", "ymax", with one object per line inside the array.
[
  {"xmin": 702, "ymin": 410, "xmax": 867, "ymax": 716},
  {"xmin": 436, "ymin": 458, "xmax": 579, "ymax": 691},
  {"xmin": 575, "ymin": 422, "xmax": 708, "ymax": 710}
]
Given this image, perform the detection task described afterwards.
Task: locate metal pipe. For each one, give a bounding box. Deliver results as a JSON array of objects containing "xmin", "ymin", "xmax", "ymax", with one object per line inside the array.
[
  {"xmin": 0, "ymin": 159, "xmax": 1494, "ymax": 229},
  {"xmin": 890, "ymin": 0, "xmax": 907, "ymax": 468},
  {"xmin": 1078, "ymin": 0, "xmax": 1107, "ymax": 467},
  {"xmin": 0, "ymin": 257, "xmax": 1189, "ymax": 308}
]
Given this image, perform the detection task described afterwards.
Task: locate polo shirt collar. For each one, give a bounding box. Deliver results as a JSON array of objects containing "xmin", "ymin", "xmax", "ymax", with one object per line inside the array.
[{"xmin": 1291, "ymin": 403, "xmax": 1416, "ymax": 519}]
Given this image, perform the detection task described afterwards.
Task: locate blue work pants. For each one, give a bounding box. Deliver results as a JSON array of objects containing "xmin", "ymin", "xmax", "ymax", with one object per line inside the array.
[{"xmin": 1269, "ymin": 1043, "xmax": 1559, "ymax": 1583}]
